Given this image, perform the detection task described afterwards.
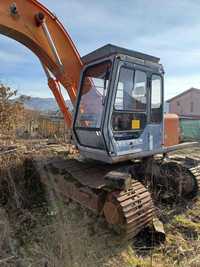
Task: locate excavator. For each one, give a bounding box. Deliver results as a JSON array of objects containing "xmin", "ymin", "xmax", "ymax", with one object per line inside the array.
[{"xmin": 1, "ymin": 0, "xmax": 200, "ymax": 240}]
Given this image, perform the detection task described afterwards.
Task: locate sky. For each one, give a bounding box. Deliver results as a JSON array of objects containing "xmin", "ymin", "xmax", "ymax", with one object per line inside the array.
[{"xmin": 1, "ymin": 0, "xmax": 200, "ymax": 100}]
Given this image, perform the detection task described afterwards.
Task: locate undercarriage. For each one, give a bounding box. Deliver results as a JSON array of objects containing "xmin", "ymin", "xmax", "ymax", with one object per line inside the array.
[{"xmin": 33, "ymin": 153, "xmax": 200, "ymax": 240}]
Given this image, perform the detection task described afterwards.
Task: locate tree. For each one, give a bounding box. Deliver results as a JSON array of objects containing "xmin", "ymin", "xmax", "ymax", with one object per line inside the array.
[{"xmin": 0, "ymin": 84, "xmax": 25, "ymax": 138}]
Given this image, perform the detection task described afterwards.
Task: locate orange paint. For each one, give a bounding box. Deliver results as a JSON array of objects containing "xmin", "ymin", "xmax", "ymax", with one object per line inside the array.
[{"xmin": 164, "ymin": 113, "xmax": 180, "ymax": 147}]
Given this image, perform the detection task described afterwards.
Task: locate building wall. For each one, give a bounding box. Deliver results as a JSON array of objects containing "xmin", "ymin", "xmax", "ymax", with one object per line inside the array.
[{"xmin": 169, "ymin": 90, "xmax": 200, "ymax": 117}]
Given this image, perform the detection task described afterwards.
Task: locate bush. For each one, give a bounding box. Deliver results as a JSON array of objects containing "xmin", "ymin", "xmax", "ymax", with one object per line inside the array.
[{"xmin": 0, "ymin": 84, "xmax": 25, "ymax": 139}]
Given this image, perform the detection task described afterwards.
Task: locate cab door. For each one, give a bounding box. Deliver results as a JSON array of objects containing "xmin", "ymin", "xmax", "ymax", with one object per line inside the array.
[
  {"xmin": 110, "ymin": 61, "xmax": 151, "ymax": 155},
  {"xmin": 73, "ymin": 60, "xmax": 112, "ymax": 150}
]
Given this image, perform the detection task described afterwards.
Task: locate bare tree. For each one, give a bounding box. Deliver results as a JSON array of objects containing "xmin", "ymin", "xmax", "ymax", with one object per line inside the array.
[{"xmin": 0, "ymin": 84, "xmax": 25, "ymax": 140}]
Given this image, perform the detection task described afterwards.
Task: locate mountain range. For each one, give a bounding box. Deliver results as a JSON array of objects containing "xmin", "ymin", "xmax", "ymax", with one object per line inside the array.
[
  {"xmin": 18, "ymin": 96, "xmax": 168, "ymax": 114},
  {"xmin": 20, "ymin": 96, "xmax": 73, "ymax": 113}
]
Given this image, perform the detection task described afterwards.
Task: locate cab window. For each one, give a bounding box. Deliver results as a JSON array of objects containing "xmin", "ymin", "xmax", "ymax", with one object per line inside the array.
[
  {"xmin": 112, "ymin": 67, "xmax": 147, "ymax": 139},
  {"xmin": 114, "ymin": 67, "xmax": 147, "ymax": 111},
  {"xmin": 151, "ymin": 75, "xmax": 162, "ymax": 123},
  {"xmin": 75, "ymin": 61, "xmax": 111, "ymax": 129}
]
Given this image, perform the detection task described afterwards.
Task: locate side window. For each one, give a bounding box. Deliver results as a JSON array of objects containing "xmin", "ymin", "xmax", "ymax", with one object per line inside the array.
[
  {"xmin": 132, "ymin": 70, "xmax": 147, "ymax": 111},
  {"xmin": 114, "ymin": 67, "xmax": 134, "ymax": 110},
  {"xmin": 112, "ymin": 67, "xmax": 147, "ymax": 137},
  {"xmin": 114, "ymin": 67, "xmax": 147, "ymax": 111},
  {"xmin": 151, "ymin": 75, "xmax": 162, "ymax": 123}
]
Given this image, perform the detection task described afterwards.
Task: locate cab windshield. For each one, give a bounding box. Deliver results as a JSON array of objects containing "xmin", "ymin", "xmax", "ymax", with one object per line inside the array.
[{"xmin": 75, "ymin": 61, "xmax": 111, "ymax": 129}]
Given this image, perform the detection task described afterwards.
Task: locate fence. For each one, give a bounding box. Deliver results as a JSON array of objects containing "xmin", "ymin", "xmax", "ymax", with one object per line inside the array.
[{"xmin": 180, "ymin": 119, "xmax": 200, "ymax": 142}]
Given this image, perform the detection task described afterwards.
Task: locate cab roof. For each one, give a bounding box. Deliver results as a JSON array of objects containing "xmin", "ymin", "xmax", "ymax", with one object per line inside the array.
[{"xmin": 82, "ymin": 44, "xmax": 160, "ymax": 65}]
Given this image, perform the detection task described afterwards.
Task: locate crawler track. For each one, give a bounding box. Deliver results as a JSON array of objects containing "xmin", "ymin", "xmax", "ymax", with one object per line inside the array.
[
  {"xmin": 168, "ymin": 155, "xmax": 200, "ymax": 197},
  {"xmin": 32, "ymin": 154, "xmax": 200, "ymax": 241},
  {"xmin": 34, "ymin": 157, "xmax": 155, "ymax": 240},
  {"xmin": 188, "ymin": 165, "xmax": 200, "ymax": 194},
  {"xmin": 103, "ymin": 180, "xmax": 154, "ymax": 240}
]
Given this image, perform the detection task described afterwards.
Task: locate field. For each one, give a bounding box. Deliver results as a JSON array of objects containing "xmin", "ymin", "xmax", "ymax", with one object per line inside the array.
[{"xmin": 0, "ymin": 142, "xmax": 200, "ymax": 267}]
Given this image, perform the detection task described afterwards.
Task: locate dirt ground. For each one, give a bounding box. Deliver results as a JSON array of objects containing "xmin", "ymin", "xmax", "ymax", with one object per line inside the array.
[{"xmin": 0, "ymin": 142, "xmax": 200, "ymax": 267}]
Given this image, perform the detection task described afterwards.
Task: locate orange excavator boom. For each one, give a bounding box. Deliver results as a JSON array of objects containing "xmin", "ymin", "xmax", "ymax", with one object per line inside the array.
[{"xmin": 0, "ymin": 0, "xmax": 83, "ymax": 126}]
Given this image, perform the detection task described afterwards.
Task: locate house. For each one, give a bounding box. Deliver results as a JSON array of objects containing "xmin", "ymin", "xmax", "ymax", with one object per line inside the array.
[{"xmin": 166, "ymin": 88, "xmax": 200, "ymax": 119}]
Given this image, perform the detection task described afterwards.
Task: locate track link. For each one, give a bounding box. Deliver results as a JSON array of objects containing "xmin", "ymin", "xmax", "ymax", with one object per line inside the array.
[
  {"xmin": 142, "ymin": 156, "xmax": 200, "ymax": 199},
  {"xmin": 188, "ymin": 165, "xmax": 200, "ymax": 194},
  {"xmin": 103, "ymin": 180, "xmax": 154, "ymax": 240},
  {"xmin": 168, "ymin": 156, "xmax": 200, "ymax": 196}
]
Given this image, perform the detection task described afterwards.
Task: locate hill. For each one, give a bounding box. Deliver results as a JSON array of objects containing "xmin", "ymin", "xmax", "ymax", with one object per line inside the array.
[{"xmin": 19, "ymin": 96, "xmax": 73, "ymax": 113}]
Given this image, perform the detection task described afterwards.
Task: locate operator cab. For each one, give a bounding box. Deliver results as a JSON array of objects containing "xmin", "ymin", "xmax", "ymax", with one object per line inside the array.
[{"xmin": 73, "ymin": 44, "xmax": 164, "ymax": 163}]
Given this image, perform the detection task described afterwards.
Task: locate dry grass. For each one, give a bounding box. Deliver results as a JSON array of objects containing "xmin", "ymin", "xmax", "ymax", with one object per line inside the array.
[{"xmin": 0, "ymin": 144, "xmax": 200, "ymax": 267}]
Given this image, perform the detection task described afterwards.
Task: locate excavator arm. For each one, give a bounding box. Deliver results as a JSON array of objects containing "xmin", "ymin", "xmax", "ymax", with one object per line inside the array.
[{"xmin": 0, "ymin": 0, "xmax": 83, "ymax": 126}]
